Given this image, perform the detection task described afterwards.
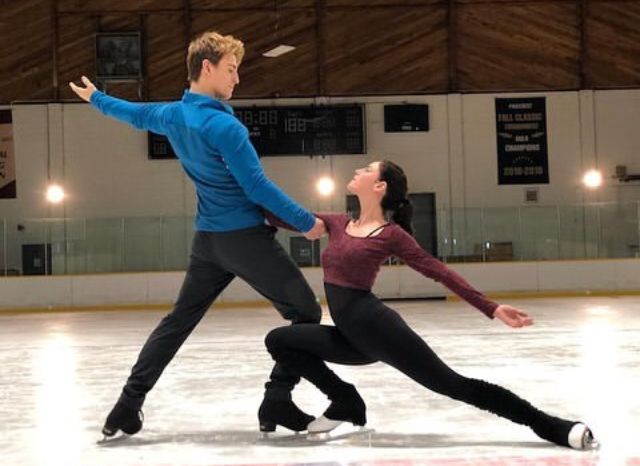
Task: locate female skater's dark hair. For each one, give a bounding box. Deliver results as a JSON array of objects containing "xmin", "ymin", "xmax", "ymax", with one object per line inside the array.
[{"xmin": 379, "ymin": 160, "xmax": 414, "ymax": 235}]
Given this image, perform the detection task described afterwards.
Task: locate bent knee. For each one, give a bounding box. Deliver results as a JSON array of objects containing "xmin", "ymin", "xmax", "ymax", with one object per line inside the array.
[
  {"xmin": 290, "ymin": 301, "xmax": 322, "ymax": 324},
  {"xmin": 264, "ymin": 326, "xmax": 291, "ymax": 353}
]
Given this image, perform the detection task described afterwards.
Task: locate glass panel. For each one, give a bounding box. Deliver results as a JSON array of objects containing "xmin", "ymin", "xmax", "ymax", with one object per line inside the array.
[
  {"xmin": 598, "ymin": 202, "xmax": 639, "ymax": 258},
  {"xmin": 48, "ymin": 218, "xmax": 67, "ymax": 275},
  {"xmin": 436, "ymin": 208, "xmax": 451, "ymax": 260},
  {"xmin": 448, "ymin": 207, "xmax": 483, "ymax": 262},
  {"xmin": 480, "ymin": 207, "xmax": 519, "ymax": 262},
  {"xmin": 123, "ymin": 217, "xmax": 163, "ymax": 272},
  {"xmin": 0, "ymin": 203, "xmax": 637, "ymax": 275},
  {"xmin": 85, "ymin": 218, "xmax": 124, "ymax": 273},
  {"xmin": 557, "ymin": 204, "xmax": 586, "ymax": 260},
  {"xmin": 162, "ymin": 216, "xmax": 192, "ymax": 271},
  {"xmin": 582, "ymin": 204, "xmax": 601, "ymax": 259},
  {"xmin": 519, "ymin": 206, "xmax": 560, "ymax": 260},
  {"xmin": 63, "ymin": 218, "xmax": 88, "ymax": 275}
]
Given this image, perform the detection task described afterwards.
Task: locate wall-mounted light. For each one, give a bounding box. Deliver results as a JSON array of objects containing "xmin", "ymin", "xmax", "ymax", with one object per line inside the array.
[
  {"xmin": 582, "ymin": 170, "xmax": 603, "ymax": 189},
  {"xmin": 316, "ymin": 177, "xmax": 335, "ymax": 197},
  {"xmin": 46, "ymin": 184, "xmax": 65, "ymax": 204}
]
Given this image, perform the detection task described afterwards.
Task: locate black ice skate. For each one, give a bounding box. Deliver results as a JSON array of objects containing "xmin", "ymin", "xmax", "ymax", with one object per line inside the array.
[
  {"xmin": 101, "ymin": 400, "xmax": 144, "ymax": 440},
  {"xmin": 258, "ymin": 398, "xmax": 314, "ymax": 435}
]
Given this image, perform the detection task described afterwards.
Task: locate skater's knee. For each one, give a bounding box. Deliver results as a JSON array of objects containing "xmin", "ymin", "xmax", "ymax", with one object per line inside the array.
[
  {"xmin": 280, "ymin": 292, "xmax": 322, "ymax": 324},
  {"xmin": 264, "ymin": 326, "xmax": 289, "ymax": 354},
  {"xmin": 290, "ymin": 302, "xmax": 321, "ymax": 324}
]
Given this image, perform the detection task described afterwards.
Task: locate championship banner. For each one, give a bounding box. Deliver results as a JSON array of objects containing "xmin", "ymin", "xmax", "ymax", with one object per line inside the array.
[
  {"xmin": 495, "ymin": 97, "xmax": 549, "ymax": 185},
  {"xmin": 0, "ymin": 109, "xmax": 16, "ymax": 198}
]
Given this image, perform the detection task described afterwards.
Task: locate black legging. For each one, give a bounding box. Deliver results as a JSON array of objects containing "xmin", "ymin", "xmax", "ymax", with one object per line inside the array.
[
  {"xmin": 119, "ymin": 226, "xmax": 321, "ymax": 411},
  {"xmin": 265, "ymin": 282, "xmax": 577, "ymax": 447}
]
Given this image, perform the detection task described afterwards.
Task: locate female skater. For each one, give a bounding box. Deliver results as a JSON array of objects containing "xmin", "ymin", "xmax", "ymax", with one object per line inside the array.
[{"xmin": 263, "ymin": 160, "xmax": 597, "ymax": 450}]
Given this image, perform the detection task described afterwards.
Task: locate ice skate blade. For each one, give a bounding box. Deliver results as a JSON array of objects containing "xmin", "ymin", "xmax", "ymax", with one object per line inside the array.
[
  {"xmin": 307, "ymin": 425, "xmax": 374, "ymax": 442},
  {"xmin": 585, "ymin": 438, "xmax": 600, "ymax": 451},
  {"xmin": 581, "ymin": 429, "xmax": 600, "ymax": 451},
  {"xmin": 307, "ymin": 415, "xmax": 345, "ymax": 434},
  {"xmin": 96, "ymin": 433, "xmax": 130, "ymax": 445},
  {"xmin": 258, "ymin": 430, "xmax": 306, "ymax": 442}
]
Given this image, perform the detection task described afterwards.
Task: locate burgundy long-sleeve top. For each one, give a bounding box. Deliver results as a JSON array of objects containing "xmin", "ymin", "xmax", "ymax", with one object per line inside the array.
[{"xmin": 266, "ymin": 212, "xmax": 498, "ymax": 319}]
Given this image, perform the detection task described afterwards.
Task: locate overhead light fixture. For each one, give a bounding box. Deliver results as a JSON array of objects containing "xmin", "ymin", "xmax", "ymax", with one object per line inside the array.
[
  {"xmin": 262, "ymin": 45, "xmax": 296, "ymax": 58},
  {"xmin": 263, "ymin": 1, "xmax": 294, "ymax": 59}
]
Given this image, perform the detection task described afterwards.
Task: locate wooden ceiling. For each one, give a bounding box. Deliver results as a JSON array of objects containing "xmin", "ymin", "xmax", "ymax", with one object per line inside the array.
[{"xmin": 1, "ymin": 0, "xmax": 639, "ymax": 103}]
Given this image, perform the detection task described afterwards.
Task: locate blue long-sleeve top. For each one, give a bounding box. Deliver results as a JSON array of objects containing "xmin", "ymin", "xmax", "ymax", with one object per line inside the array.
[{"xmin": 89, "ymin": 90, "xmax": 316, "ymax": 233}]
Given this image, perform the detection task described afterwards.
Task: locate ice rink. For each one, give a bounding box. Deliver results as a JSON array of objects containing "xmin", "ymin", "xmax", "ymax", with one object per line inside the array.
[{"xmin": 1, "ymin": 296, "xmax": 638, "ymax": 466}]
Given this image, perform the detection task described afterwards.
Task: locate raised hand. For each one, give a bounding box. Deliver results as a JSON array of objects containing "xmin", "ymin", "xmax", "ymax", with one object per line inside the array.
[
  {"xmin": 494, "ymin": 304, "xmax": 533, "ymax": 328},
  {"xmin": 69, "ymin": 76, "xmax": 97, "ymax": 102}
]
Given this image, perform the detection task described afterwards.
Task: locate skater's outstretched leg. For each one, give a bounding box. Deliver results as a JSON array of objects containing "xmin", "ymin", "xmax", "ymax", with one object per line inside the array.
[
  {"xmin": 102, "ymin": 253, "xmax": 234, "ymax": 438},
  {"xmin": 340, "ymin": 298, "xmax": 597, "ymax": 449},
  {"xmin": 439, "ymin": 375, "xmax": 596, "ymax": 449}
]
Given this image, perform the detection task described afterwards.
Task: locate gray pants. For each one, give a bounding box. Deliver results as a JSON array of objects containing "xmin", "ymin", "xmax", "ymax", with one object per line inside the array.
[{"xmin": 118, "ymin": 225, "xmax": 321, "ymax": 410}]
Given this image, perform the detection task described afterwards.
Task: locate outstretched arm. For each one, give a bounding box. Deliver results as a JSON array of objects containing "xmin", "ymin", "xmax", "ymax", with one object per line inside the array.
[
  {"xmin": 389, "ymin": 229, "xmax": 532, "ymax": 327},
  {"xmin": 69, "ymin": 76, "xmax": 168, "ymax": 134}
]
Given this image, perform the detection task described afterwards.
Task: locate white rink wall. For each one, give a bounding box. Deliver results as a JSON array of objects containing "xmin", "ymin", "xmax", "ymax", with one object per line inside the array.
[
  {"xmin": 1, "ymin": 259, "xmax": 639, "ymax": 310},
  {"xmin": 5, "ymin": 89, "xmax": 640, "ymax": 220}
]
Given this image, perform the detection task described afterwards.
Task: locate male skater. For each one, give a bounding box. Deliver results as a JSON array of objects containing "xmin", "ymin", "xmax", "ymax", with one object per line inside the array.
[{"xmin": 70, "ymin": 31, "xmax": 324, "ymax": 437}]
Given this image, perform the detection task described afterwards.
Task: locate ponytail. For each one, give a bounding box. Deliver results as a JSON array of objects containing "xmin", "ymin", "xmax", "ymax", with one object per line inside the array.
[
  {"xmin": 379, "ymin": 160, "xmax": 414, "ymax": 235},
  {"xmin": 392, "ymin": 198, "xmax": 414, "ymax": 235}
]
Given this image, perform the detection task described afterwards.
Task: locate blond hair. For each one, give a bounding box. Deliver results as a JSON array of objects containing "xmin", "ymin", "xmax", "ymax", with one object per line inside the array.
[{"xmin": 186, "ymin": 31, "xmax": 245, "ymax": 82}]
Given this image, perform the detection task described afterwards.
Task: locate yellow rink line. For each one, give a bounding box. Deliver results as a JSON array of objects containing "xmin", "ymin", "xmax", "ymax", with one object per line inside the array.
[{"xmin": 0, "ymin": 300, "xmax": 280, "ymax": 316}]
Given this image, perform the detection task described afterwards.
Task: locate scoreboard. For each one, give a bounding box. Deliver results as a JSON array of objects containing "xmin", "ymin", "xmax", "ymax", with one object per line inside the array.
[
  {"xmin": 234, "ymin": 105, "xmax": 365, "ymax": 156},
  {"xmin": 148, "ymin": 104, "xmax": 366, "ymax": 159}
]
